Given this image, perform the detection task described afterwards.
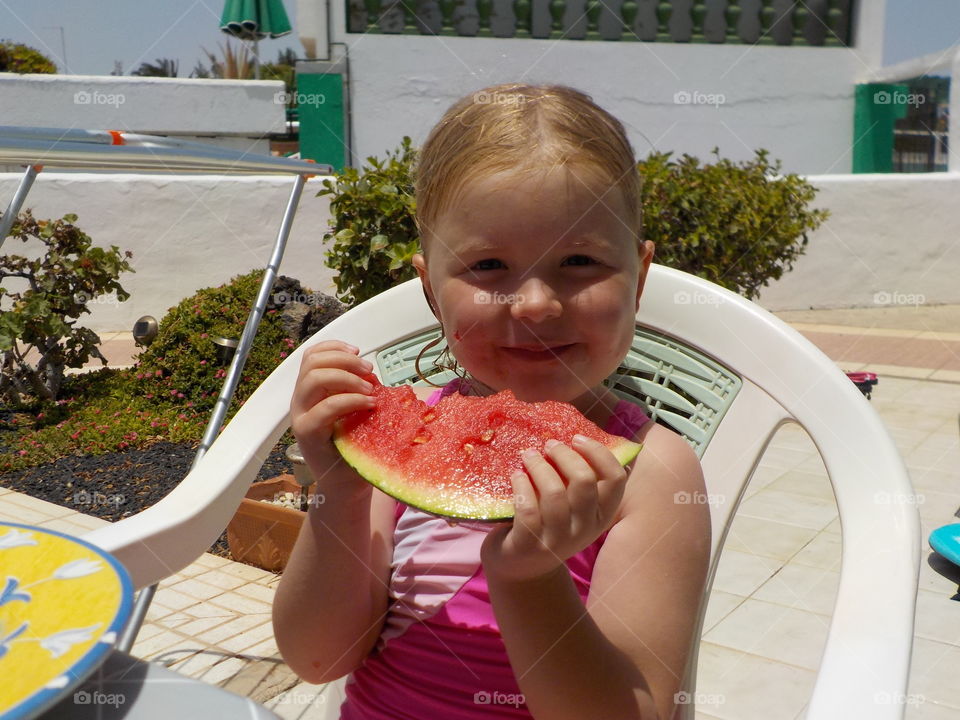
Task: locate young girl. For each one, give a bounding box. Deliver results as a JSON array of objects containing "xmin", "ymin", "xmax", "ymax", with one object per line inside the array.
[{"xmin": 273, "ymin": 83, "xmax": 711, "ymax": 720}]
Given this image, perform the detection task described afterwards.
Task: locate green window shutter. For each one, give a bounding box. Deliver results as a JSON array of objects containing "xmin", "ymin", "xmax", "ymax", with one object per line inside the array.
[
  {"xmin": 297, "ymin": 73, "xmax": 346, "ymax": 171},
  {"xmin": 853, "ymin": 83, "xmax": 909, "ymax": 173}
]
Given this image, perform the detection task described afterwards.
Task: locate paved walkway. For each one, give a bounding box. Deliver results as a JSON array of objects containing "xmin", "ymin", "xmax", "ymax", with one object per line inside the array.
[
  {"xmin": 776, "ymin": 305, "xmax": 960, "ymax": 383},
  {"xmin": 4, "ymin": 306, "xmax": 960, "ymax": 719}
]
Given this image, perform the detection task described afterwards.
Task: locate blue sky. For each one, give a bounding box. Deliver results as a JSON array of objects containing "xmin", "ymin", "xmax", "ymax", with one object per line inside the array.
[{"xmin": 0, "ymin": 0, "xmax": 957, "ymax": 76}]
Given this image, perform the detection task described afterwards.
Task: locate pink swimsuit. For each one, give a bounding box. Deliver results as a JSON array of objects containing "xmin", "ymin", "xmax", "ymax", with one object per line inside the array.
[{"xmin": 339, "ymin": 380, "xmax": 651, "ymax": 719}]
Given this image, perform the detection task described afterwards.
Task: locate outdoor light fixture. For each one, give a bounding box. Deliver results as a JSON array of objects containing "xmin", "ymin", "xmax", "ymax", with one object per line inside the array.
[
  {"xmin": 132, "ymin": 316, "xmax": 158, "ymax": 346},
  {"xmin": 212, "ymin": 336, "xmax": 239, "ymax": 365}
]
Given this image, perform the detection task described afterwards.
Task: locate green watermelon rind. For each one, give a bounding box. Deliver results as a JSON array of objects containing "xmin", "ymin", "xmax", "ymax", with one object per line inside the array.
[{"xmin": 333, "ymin": 432, "xmax": 643, "ymax": 522}]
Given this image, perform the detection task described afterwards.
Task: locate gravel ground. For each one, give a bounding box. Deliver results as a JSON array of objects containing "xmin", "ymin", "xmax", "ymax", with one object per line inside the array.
[{"xmin": 0, "ymin": 440, "xmax": 295, "ymax": 556}]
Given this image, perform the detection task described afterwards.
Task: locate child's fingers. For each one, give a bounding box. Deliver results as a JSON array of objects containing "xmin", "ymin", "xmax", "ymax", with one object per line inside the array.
[
  {"xmin": 571, "ymin": 435, "xmax": 628, "ymax": 521},
  {"xmin": 294, "ymin": 367, "xmax": 373, "ymax": 409},
  {"xmin": 292, "ymin": 392, "xmax": 376, "ymax": 441},
  {"xmin": 302, "ymin": 339, "xmax": 360, "ymax": 357},
  {"xmin": 292, "ymin": 342, "xmax": 375, "ymax": 419},
  {"xmin": 509, "ymin": 467, "xmax": 542, "ymax": 540},
  {"xmin": 299, "ymin": 346, "xmax": 373, "ymax": 381},
  {"xmin": 520, "ymin": 448, "xmax": 570, "ymax": 532},
  {"xmin": 543, "ymin": 440, "xmax": 600, "ymax": 532}
]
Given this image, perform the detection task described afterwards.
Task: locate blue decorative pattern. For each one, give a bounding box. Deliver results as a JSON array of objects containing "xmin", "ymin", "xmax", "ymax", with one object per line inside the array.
[{"xmin": 0, "ymin": 521, "xmax": 133, "ymax": 720}]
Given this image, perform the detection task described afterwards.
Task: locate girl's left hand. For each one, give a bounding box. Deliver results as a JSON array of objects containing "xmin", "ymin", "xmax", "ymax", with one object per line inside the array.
[{"xmin": 480, "ymin": 434, "xmax": 629, "ymax": 582}]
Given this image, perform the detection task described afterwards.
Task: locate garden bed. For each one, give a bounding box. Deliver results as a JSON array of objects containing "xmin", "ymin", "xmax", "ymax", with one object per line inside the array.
[{"xmin": 0, "ymin": 439, "xmax": 294, "ymax": 557}]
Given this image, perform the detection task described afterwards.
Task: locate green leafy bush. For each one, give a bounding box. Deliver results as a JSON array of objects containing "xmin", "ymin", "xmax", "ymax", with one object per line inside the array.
[
  {"xmin": 318, "ymin": 141, "xmax": 828, "ymax": 303},
  {"xmin": 0, "ymin": 211, "xmax": 133, "ymax": 403},
  {"xmin": 319, "ymin": 137, "xmax": 420, "ymax": 306},
  {"xmin": 134, "ymin": 269, "xmax": 295, "ymax": 407},
  {"xmin": 0, "ymin": 41, "xmax": 57, "ymax": 73},
  {"xmin": 0, "ymin": 270, "xmax": 296, "ymax": 472},
  {"xmin": 638, "ymin": 149, "xmax": 828, "ymax": 299}
]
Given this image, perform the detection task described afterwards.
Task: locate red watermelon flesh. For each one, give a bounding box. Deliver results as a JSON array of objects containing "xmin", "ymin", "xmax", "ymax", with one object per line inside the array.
[{"xmin": 332, "ymin": 378, "xmax": 643, "ymax": 521}]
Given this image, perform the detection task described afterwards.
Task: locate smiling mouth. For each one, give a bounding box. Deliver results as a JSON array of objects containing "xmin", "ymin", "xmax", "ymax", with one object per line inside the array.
[{"xmin": 502, "ymin": 344, "xmax": 575, "ymax": 360}]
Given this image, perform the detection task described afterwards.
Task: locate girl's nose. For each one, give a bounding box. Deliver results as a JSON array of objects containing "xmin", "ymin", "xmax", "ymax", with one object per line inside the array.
[{"xmin": 510, "ymin": 278, "xmax": 561, "ymax": 322}]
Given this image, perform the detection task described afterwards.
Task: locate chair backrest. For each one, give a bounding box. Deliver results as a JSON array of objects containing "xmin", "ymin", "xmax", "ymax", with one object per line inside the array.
[{"xmin": 85, "ymin": 265, "xmax": 920, "ymax": 720}]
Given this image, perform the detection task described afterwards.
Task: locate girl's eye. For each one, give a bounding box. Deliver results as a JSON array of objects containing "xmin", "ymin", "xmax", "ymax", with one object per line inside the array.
[
  {"xmin": 562, "ymin": 255, "xmax": 597, "ymax": 267},
  {"xmin": 471, "ymin": 258, "xmax": 504, "ymax": 271}
]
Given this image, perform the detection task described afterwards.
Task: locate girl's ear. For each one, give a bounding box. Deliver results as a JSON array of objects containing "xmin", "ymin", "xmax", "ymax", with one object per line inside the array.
[
  {"xmin": 635, "ymin": 241, "xmax": 655, "ymax": 311},
  {"xmin": 412, "ymin": 253, "xmax": 441, "ymax": 321}
]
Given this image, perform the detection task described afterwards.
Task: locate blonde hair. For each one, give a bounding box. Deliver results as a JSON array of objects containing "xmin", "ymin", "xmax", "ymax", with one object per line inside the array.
[{"xmin": 414, "ymin": 83, "xmax": 642, "ymax": 249}]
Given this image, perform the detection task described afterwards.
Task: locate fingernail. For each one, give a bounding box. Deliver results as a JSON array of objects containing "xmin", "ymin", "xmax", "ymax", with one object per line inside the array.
[
  {"xmin": 572, "ymin": 434, "xmax": 589, "ymax": 445},
  {"xmin": 522, "ymin": 448, "xmax": 538, "ymax": 460},
  {"xmin": 345, "ymin": 343, "xmax": 360, "ymax": 352},
  {"xmin": 544, "ymin": 439, "xmax": 561, "ymax": 451},
  {"xmin": 360, "ymin": 359, "xmax": 374, "ymax": 372},
  {"xmin": 362, "ymin": 381, "xmax": 374, "ymax": 393}
]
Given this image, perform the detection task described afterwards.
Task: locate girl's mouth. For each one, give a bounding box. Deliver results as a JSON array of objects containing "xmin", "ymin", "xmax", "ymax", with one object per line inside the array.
[{"xmin": 502, "ymin": 344, "xmax": 575, "ymax": 361}]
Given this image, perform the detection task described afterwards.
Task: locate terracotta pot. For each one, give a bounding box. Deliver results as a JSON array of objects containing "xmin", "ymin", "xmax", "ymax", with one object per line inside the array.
[{"xmin": 226, "ymin": 475, "xmax": 313, "ymax": 572}]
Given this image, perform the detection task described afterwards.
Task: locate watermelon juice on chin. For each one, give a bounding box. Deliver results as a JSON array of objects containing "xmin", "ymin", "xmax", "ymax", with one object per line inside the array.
[{"xmin": 332, "ymin": 377, "xmax": 642, "ymax": 522}]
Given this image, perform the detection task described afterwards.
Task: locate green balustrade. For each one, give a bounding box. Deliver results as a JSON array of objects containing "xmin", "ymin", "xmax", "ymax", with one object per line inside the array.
[
  {"xmin": 621, "ymin": 0, "xmax": 639, "ymax": 39},
  {"xmin": 514, "ymin": 0, "xmax": 532, "ymax": 37},
  {"xmin": 656, "ymin": 1, "xmax": 672, "ymax": 41},
  {"xmin": 548, "ymin": 0, "xmax": 566, "ymax": 38},
  {"xmin": 691, "ymin": 1, "xmax": 706, "ymax": 37},
  {"xmin": 401, "ymin": 0, "xmax": 418, "ymax": 32},
  {"xmin": 439, "ymin": 0, "xmax": 457, "ymax": 34},
  {"xmin": 792, "ymin": 2, "xmax": 807, "ymax": 44},
  {"xmin": 585, "ymin": 0, "xmax": 602, "ymax": 40},
  {"xmin": 724, "ymin": 1, "xmax": 741, "ymax": 42},
  {"xmin": 477, "ymin": 0, "xmax": 494, "ymax": 36},
  {"xmin": 347, "ymin": 0, "xmax": 855, "ymax": 45}
]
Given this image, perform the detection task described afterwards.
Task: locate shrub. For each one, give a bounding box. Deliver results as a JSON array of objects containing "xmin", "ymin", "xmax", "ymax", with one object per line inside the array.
[
  {"xmin": 0, "ymin": 41, "xmax": 57, "ymax": 73},
  {"xmin": 638, "ymin": 149, "xmax": 829, "ymax": 299},
  {"xmin": 319, "ymin": 137, "xmax": 420, "ymax": 306},
  {"xmin": 0, "ymin": 211, "xmax": 133, "ymax": 403},
  {"xmin": 317, "ymin": 141, "xmax": 828, "ymax": 303},
  {"xmin": 0, "ymin": 270, "xmax": 301, "ymax": 472},
  {"xmin": 133, "ymin": 269, "xmax": 294, "ymax": 407}
]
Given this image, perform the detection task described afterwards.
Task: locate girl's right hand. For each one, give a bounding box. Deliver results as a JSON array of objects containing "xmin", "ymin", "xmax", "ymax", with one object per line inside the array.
[{"xmin": 289, "ymin": 340, "xmax": 377, "ymax": 483}]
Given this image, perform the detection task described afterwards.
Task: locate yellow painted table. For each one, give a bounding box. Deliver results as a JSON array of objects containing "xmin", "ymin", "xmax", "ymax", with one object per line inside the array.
[{"xmin": 0, "ymin": 521, "xmax": 133, "ymax": 720}]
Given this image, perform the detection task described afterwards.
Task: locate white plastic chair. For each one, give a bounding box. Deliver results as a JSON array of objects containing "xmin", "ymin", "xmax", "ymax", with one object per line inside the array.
[{"xmin": 83, "ymin": 265, "xmax": 921, "ymax": 719}]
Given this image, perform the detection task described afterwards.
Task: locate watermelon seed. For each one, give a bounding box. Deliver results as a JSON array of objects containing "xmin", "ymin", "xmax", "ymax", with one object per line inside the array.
[
  {"xmin": 422, "ymin": 411, "xmax": 436, "ymax": 422},
  {"xmin": 463, "ymin": 443, "xmax": 475, "ymax": 455},
  {"xmin": 480, "ymin": 428, "xmax": 495, "ymax": 442},
  {"xmin": 413, "ymin": 430, "xmax": 431, "ymax": 444}
]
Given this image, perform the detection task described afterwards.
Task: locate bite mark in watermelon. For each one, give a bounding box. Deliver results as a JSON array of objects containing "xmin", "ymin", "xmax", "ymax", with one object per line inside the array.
[{"xmin": 332, "ymin": 378, "xmax": 643, "ymax": 521}]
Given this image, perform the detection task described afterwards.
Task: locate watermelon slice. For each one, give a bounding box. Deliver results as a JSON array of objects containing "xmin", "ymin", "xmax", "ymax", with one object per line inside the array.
[{"xmin": 332, "ymin": 378, "xmax": 643, "ymax": 521}]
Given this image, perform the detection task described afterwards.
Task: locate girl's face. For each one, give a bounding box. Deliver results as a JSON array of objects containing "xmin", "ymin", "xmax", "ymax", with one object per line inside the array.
[{"xmin": 413, "ymin": 167, "xmax": 654, "ymax": 408}]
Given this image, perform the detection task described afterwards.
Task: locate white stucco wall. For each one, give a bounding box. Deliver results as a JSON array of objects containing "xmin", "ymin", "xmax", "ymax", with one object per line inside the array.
[
  {"xmin": 0, "ymin": 173, "xmax": 336, "ymax": 332},
  {"xmin": 0, "ymin": 74, "xmax": 287, "ymax": 160},
  {"xmin": 756, "ymin": 172, "xmax": 960, "ymax": 311},
  {"xmin": 333, "ymin": 37, "xmax": 860, "ymax": 176},
  {"xmin": 3, "ymin": 170, "xmax": 957, "ymax": 331}
]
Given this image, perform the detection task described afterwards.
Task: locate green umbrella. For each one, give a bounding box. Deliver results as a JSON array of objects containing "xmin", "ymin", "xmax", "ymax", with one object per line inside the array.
[{"xmin": 220, "ymin": 0, "xmax": 292, "ymax": 79}]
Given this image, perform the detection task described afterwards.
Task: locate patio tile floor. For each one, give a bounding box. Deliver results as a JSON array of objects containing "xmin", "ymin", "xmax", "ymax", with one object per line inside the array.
[{"xmin": 6, "ymin": 308, "xmax": 960, "ymax": 719}]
